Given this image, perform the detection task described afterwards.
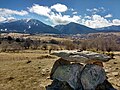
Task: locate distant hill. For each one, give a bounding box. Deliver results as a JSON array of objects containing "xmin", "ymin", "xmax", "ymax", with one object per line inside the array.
[
  {"xmin": 96, "ymin": 25, "xmax": 120, "ymax": 32},
  {"xmin": 54, "ymin": 22, "xmax": 97, "ymax": 34},
  {"xmin": 0, "ymin": 19, "xmax": 60, "ymax": 34}
]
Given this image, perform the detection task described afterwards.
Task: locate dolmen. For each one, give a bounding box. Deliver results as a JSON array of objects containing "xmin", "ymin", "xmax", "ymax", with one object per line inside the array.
[{"xmin": 46, "ymin": 50, "xmax": 116, "ymax": 90}]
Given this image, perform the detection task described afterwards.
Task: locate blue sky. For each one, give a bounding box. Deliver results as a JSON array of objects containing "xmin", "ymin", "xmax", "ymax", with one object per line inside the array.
[{"xmin": 0, "ymin": 0, "xmax": 120, "ymax": 28}]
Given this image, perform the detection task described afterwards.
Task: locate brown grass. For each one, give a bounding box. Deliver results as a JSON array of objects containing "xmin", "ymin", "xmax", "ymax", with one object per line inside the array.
[
  {"xmin": 0, "ymin": 50, "xmax": 120, "ymax": 90},
  {"xmin": 104, "ymin": 52, "xmax": 120, "ymax": 89},
  {"xmin": 0, "ymin": 50, "xmax": 58, "ymax": 90}
]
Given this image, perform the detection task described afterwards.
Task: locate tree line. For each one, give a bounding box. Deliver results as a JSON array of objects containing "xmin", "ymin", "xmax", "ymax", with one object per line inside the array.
[{"xmin": 0, "ymin": 34, "xmax": 120, "ymax": 52}]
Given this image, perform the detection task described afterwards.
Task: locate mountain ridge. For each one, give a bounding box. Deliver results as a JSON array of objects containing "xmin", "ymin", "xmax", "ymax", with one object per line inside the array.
[
  {"xmin": 0, "ymin": 19, "xmax": 120, "ymax": 34},
  {"xmin": 96, "ymin": 25, "xmax": 120, "ymax": 32},
  {"xmin": 0, "ymin": 19, "xmax": 60, "ymax": 34}
]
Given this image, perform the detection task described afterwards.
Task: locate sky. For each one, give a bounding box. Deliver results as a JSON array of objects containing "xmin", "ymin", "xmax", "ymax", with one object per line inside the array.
[{"xmin": 0, "ymin": 0, "xmax": 120, "ymax": 28}]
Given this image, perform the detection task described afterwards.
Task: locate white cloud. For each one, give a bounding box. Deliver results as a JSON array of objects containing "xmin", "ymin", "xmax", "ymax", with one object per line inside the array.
[
  {"xmin": 28, "ymin": 4, "xmax": 81, "ymax": 25},
  {"xmin": 100, "ymin": 7, "xmax": 106, "ymax": 12},
  {"xmin": 0, "ymin": 16, "xmax": 16, "ymax": 22},
  {"xmin": 0, "ymin": 8, "xmax": 27, "ymax": 22},
  {"xmin": 72, "ymin": 15, "xmax": 81, "ymax": 22},
  {"xmin": 104, "ymin": 14, "xmax": 112, "ymax": 18},
  {"xmin": 84, "ymin": 7, "xmax": 117, "ymax": 28},
  {"xmin": 83, "ymin": 14, "xmax": 111, "ymax": 28},
  {"xmin": 86, "ymin": 7, "xmax": 106, "ymax": 14},
  {"xmin": 86, "ymin": 9, "xmax": 91, "ymax": 12},
  {"xmin": 0, "ymin": 8, "xmax": 28, "ymax": 16},
  {"xmin": 0, "ymin": 16, "xmax": 6, "ymax": 22},
  {"xmin": 7, "ymin": 17, "xmax": 15, "ymax": 20},
  {"xmin": 51, "ymin": 3, "xmax": 68, "ymax": 12},
  {"xmin": 6, "ymin": 17, "xmax": 16, "ymax": 22},
  {"xmin": 86, "ymin": 8, "xmax": 99, "ymax": 14},
  {"xmin": 84, "ymin": 16, "xmax": 91, "ymax": 19},
  {"xmin": 29, "ymin": 4, "xmax": 120, "ymax": 28},
  {"xmin": 29, "ymin": 4, "xmax": 51, "ymax": 17},
  {"xmin": 71, "ymin": 8, "xmax": 74, "ymax": 11},
  {"xmin": 83, "ymin": 13, "xmax": 120, "ymax": 28},
  {"xmin": 112, "ymin": 19, "xmax": 120, "ymax": 26},
  {"xmin": 49, "ymin": 13, "xmax": 81, "ymax": 25},
  {"xmin": 72, "ymin": 12, "xmax": 77, "ymax": 14},
  {"xmin": 49, "ymin": 14, "xmax": 70, "ymax": 25},
  {"xmin": 83, "ymin": 14, "xmax": 120, "ymax": 28}
]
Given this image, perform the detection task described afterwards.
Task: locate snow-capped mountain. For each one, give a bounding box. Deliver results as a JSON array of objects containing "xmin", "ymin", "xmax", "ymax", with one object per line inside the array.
[
  {"xmin": 0, "ymin": 19, "xmax": 60, "ymax": 34},
  {"xmin": 1, "ymin": 18, "xmax": 120, "ymax": 34}
]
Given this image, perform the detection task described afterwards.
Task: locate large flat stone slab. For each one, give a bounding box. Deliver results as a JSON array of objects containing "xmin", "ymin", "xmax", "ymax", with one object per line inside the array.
[{"xmin": 51, "ymin": 50, "xmax": 111, "ymax": 62}]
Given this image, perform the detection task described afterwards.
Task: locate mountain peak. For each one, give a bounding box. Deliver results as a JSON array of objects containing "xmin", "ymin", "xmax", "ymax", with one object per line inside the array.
[
  {"xmin": 20, "ymin": 19, "xmax": 40, "ymax": 23},
  {"xmin": 68, "ymin": 22, "xmax": 78, "ymax": 25},
  {"xmin": 0, "ymin": 19, "xmax": 60, "ymax": 34},
  {"xmin": 55, "ymin": 22, "xmax": 96, "ymax": 34}
]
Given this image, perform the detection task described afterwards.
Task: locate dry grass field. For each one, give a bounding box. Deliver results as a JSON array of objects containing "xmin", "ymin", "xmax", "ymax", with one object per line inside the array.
[
  {"xmin": 0, "ymin": 50, "xmax": 120, "ymax": 90},
  {"xmin": 104, "ymin": 52, "xmax": 120, "ymax": 90},
  {"xmin": 0, "ymin": 50, "xmax": 58, "ymax": 90}
]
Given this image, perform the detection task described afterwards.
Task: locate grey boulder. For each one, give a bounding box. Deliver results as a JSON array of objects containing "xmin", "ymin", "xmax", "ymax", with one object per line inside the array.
[
  {"xmin": 81, "ymin": 64, "xmax": 106, "ymax": 90},
  {"xmin": 52, "ymin": 63, "xmax": 83, "ymax": 89}
]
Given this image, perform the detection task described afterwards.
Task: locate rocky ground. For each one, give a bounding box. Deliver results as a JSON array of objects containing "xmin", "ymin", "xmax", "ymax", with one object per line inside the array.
[
  {"xmin": 104, "ymin": 53, "xmax": 120, "ymax": 90},
  {"xmin": 0, "ymin": 50, "xmax": 120, "ymax": 90}
]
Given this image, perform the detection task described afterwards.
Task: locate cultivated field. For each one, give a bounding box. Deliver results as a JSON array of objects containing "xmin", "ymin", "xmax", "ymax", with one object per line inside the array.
[{"xmin": 0, "ymin": 50, "xmax": 120, "ymax": 90}]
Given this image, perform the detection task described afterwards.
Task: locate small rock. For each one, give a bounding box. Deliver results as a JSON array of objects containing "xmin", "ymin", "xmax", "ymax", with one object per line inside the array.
[
  {"xmin": 38, "ymin": 66, "xmax": 41, "ymax": 69},
  {"xmin": 46, "ymin": 76, "xmax": 50, "ymax": 79},
  {"xmin": 116, "ymin": 83, "xmax": 120, "ymax": 87},
  {"xmin": 113, "ymin": 62, "xmax": 117, "ymax": 64},
  {"xmin": 105, "ymin": 69, "xmax": 110, "ymax": 73},
  {"xmin": 46, "ymin": 68, "xmax": 50, "ymax": 73},
  {"xmin": 26, "ymin": 60, "xmax": 31, "ymax": 64},
  {"xmin": 7, "ymin": 77, "xmax": 14, "ymax": 81},
  {"xmin": 41, "ymin": 69, "xmax": 46, "ymax": 75},
  {"xmin": 111, "ymin": 72, "xmax": 119, "ymax": 76}
]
